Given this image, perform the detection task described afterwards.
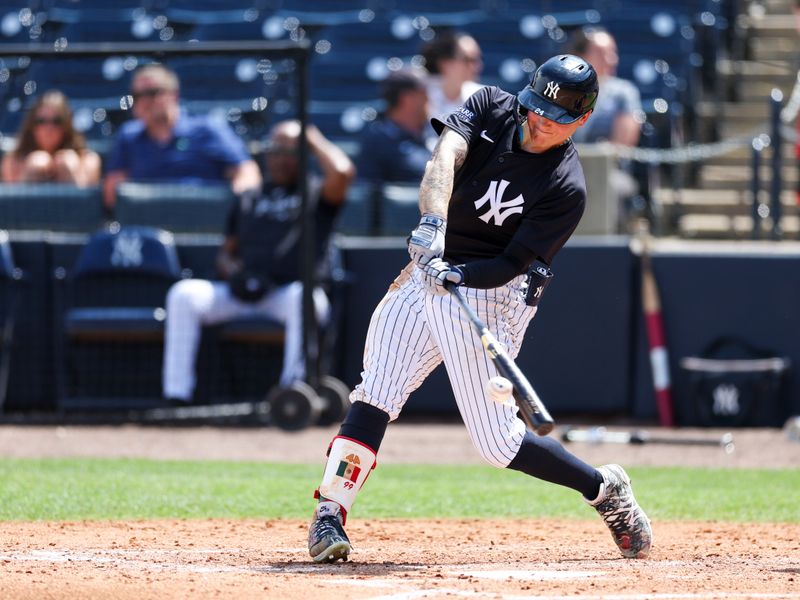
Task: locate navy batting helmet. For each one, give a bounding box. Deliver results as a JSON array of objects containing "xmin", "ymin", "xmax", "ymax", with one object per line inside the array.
[{"xmin": 517, "ymin": 55, "xmax": 598, "ymax": 124}]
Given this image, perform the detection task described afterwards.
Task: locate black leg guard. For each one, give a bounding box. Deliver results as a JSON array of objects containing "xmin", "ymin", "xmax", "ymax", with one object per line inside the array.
[
  {"xmin": 337, "ymin": 401, "xmax": 390, "ymax": 453},
  {"xmin": 507, "ymin": 431, "xmax": 603, "ymax": 500}
]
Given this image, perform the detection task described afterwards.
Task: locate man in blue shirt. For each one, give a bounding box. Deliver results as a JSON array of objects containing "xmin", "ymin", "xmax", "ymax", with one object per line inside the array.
[{"xmin": 103, "ymin": 64, "xmax": 262, "ymax": 210}]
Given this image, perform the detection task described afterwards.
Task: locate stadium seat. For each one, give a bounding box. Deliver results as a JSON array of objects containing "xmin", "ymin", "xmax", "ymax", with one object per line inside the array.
[
  {"xmin": 381, "ymin": 183, "xmax": 420, "ymax": 236},
  {"xmin": 0, "ymin": 184, "xmax": 105, "ymax": 233},
  {"xmin": 0, "ymin": 230, "xmax": 22, "ymax": 410},
  {"xmin": 336, "ymin": 181, "xmax": 374, "ymax": 236},
  {"xmin": 115, "ymin": 182, "xmax": 234, "ymax": 234},
  {"xmin": 52, "ymin": 224, "xmax": 184, "ymax": 410}
]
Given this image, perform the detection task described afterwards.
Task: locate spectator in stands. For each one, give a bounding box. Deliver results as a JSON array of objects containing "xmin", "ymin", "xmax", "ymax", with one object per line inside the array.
[
  {"xmin": 566, "ymin": 27, "xmax": 645, "ymax": 228},
  {"xmin": 1, "ymin": 90, "xmax": 101, "ymax": 186},
  {"xmin": 162, "ymin": 119, "xmax": 355, "ymax": 405},
  {"xmin": 357, "ymin": 68, "xmax": 433, "ymax": 185},
  {"xmin": 421, "ymin": 31, "xmax": 484, "ymax": 123},
  {"xmin": 103, "ymin": 63, "xmax": 262, "ymax": 210}
]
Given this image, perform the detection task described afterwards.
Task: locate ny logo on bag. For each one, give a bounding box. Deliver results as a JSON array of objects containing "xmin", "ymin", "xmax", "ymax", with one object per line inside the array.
[
  {"xmin": 110, "ymin": 231, "xmax": 143, "ymax": 268},
  {"xmin": 474, "ymin": 179, "xmax": 524, "ymax": 226},
  {"xmin": 712, "ymin": 383, "xmax": 740, "ymax": 416}
]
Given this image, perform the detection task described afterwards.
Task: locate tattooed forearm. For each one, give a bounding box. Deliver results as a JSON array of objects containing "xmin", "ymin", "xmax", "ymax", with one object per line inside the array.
[{"xmin": 418, "ymin": 130, "xmax": 468, "ymax": 217}]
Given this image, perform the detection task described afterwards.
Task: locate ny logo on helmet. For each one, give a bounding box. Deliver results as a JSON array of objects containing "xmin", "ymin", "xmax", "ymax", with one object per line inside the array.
[
  {"xmin": 474, "ymin": 180, "xmax": 524, "ymax": 226},
  {"xmin": 544, "ymin": 81, "xmax": 560, "ymax": 100}
]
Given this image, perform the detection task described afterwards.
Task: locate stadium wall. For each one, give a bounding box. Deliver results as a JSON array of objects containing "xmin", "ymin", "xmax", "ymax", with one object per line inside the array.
[{"xmin": 5, "ymin": 234, "xmax": 798, "ymax": 426}]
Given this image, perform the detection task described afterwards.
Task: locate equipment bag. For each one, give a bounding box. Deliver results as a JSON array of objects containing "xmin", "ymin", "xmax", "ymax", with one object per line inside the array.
[{"xmin": 679, "ymin": 337, "xmax": 791, "ymax": 427}]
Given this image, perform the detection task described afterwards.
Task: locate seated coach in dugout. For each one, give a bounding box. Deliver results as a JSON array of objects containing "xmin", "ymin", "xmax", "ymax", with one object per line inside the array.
[
  {"xmin": 162, "ymin": 120, "xmax": 355, "ymax": 406},
  {"xmin": 103, "ymin": 63, "xmax": 262, "ymax": 211}
]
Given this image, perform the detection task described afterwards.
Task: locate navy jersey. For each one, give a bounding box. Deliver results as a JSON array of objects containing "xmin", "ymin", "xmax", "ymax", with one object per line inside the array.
[
  {"xmin": 432, "ymin": 86, "xmax": 586, "ymax": 265},
  {"xmin": 226, "ymin": 178, "xmax": 340, "ymax": 284}
]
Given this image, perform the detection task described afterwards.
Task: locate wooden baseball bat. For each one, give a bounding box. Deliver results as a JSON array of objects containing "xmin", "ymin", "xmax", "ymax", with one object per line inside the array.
[
  {"xmin": 446, "ymin": 283, "xmax": 554, "ymax": 436},
  {"xmin": 636, "ymin": 220, "xmax": 675, "ymax": 427}
]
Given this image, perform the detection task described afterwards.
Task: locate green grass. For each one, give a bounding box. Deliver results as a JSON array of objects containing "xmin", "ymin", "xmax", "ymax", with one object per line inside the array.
[{"xmin": 0, "ymin": 458, "xmax": 797, "ymax": 522}]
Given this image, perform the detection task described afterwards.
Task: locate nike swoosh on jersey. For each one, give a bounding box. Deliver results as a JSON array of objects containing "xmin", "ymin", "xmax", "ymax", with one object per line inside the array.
[{"xmin": 480, "ymin": 130, "xmax": 494, "ymax": 143}]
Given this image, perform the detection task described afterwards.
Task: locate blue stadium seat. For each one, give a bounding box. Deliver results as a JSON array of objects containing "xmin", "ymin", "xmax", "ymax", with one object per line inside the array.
[
  {"xmin": 44, "ymin": 0, "xmax": 150, "ymax": 21},
  {"xmin": 168, "ymin": 55, "xmax": 271, "ymax": 102},
  {"xmin": 21, "ymin": 58, "xmax": 127, "ymax": 104},
  {"xmin": 114, "ymin": 182, "xmax": 234, "ymax": 234},
  {"xmin": 190, "ymin": 19, "xmax": 266, "ymax": 41},
  {"xmin": 53, "ymin": 19, "xmax": 161, "ymax": 43},
  {"xmin": 336, "ymin": 181, "xmax": 373, "ymax": 236},
  {"xmin": 0, "ymin": 184, "xmax": 105, "ymax": 233},
  {"xmin": 381, "ymin": 183, "xmax": 419, "ymax": 236},
  {"xmin": 53, "ymin": 224, "xmax": 184, "ymax": 410}
]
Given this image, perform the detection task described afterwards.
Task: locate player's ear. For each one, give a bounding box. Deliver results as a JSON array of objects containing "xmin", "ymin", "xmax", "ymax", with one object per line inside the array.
[{"xmin": 577, "ymin": 110, "xmax": 592, "ymax": 126}]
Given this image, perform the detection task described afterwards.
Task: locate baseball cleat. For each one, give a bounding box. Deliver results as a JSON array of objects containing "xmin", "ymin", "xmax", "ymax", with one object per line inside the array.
[
  {"xmin": 587, "ymin": 464, "xmax": 652, "ymax": 559},
  {"xmin": 308, "ymin": 502, "xmax": 351, "ymax": 563}
]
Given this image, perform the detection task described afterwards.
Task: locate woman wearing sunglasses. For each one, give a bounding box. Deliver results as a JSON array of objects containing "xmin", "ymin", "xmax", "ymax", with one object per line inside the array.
[{"xmin": 1, "ymin": 90, "xmax": 100, "ymax": 186}]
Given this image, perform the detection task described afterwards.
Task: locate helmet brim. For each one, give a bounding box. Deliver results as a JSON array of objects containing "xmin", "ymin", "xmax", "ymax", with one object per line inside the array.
[{"xmin": 517, "ymin": 87, "xmax": 583, "ymax": 125}]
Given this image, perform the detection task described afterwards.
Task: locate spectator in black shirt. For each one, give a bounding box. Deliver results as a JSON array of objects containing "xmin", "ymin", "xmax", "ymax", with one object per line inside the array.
[
  {"xmin": 162, "ymin": 120, "xmax": 355, "ymax": 404},
  {"xmin": 357, "ymin": 68, "xmax": 433, "ymax": 185}
]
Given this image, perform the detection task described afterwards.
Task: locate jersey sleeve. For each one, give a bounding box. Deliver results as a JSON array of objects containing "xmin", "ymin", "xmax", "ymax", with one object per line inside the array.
[
  {"xmin": 430, "ymin": 85, "xmax": 494, "ymax": 145},
  {"xmin": 511, "ymin": 184, "xmax": 586, "ymax": 264}
]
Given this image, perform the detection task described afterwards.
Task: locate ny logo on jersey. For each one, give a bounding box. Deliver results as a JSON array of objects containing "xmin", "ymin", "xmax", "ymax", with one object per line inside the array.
[
  {"xmin": 544, "ymin": 81, "xmax": 560, "ymax": 100},
  {"xmin": 474, "ymin": 179, "xmax": 524, "ymax": 226}
]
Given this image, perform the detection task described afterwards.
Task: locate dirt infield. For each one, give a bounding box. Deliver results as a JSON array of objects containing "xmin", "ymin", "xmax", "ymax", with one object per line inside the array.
[
  {"xmin": 0, "ymin": 423, "xmax": 798, "ymax": 599},
  {"xmin": 1, "ymin": 519, "xmax": 798, "ymax": 599}
]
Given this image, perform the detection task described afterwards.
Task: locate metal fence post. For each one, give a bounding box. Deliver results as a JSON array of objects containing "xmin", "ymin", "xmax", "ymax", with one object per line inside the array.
[
  {"xmin": 751, "ymin": 137, "xmax": 762, "ymax": 240},
  {"xmin": 769, "ymin": 89, "xmax": 784, "ymax": 240}
]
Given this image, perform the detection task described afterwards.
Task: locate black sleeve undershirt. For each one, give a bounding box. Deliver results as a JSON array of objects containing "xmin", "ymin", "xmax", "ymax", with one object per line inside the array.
[{"xmin": 457, "ymin": 240, "xmax": 538, "ymax": 289}]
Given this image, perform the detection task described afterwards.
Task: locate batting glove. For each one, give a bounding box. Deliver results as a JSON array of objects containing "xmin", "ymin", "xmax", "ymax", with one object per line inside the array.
[
  {"xmin": 422, "ymin": 258, "xmax": 464, "ymax": 295},
  {"xmin": 408, "ymin": 214, "xmax": 446, "ymax": 267}
]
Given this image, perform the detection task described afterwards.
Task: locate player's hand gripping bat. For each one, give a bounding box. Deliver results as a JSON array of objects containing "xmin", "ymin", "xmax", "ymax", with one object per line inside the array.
[{"xmin": 446, "ymin": 282, "xmax": 554, "ymax": 436}]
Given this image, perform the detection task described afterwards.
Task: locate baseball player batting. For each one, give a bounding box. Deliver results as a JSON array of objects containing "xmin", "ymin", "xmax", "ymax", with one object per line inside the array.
[{"xmin": 308, "ymin": 55, "xmax": 652, "ymax": 563}]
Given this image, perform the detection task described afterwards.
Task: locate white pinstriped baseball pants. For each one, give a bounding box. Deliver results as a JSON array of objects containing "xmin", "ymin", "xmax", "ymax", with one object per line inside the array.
[
  {"xmin": 162, "ymin": 279, "xmax": 329, "ymax": 400},
  {"xmin": 351, "ymin": 263, "xmax": 538, "ymax": 468}
]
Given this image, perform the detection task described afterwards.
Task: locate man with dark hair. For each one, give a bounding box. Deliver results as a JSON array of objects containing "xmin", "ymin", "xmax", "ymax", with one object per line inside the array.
[{"xmin": 357, "ymin": 68, "xmax": 433, "ymax": 185}]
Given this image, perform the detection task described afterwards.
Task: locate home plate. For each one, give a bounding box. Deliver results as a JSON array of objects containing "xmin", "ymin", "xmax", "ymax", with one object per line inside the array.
[{"xmin": 455, "ymin": 569, "xmax": 604, "ymax": 580}]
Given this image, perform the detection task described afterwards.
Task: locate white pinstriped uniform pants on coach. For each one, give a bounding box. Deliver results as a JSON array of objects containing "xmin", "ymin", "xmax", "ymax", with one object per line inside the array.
[
  {"xmin": 162, "ymin": 279, "xmax": 330, "ymax": 401},
  {"xmin": 351, "ymin": 263, "xmax": 537, "ymax": 468}
]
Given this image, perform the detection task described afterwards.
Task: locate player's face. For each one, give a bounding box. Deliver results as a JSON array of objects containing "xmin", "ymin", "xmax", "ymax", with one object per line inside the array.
[
  {"xmin": 522, "ymin": 112, "xmax": 591, "ymax": 153},
  {"xmin": 264, "ymin": 131, "xmax": 299, "ymax": 186}
]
